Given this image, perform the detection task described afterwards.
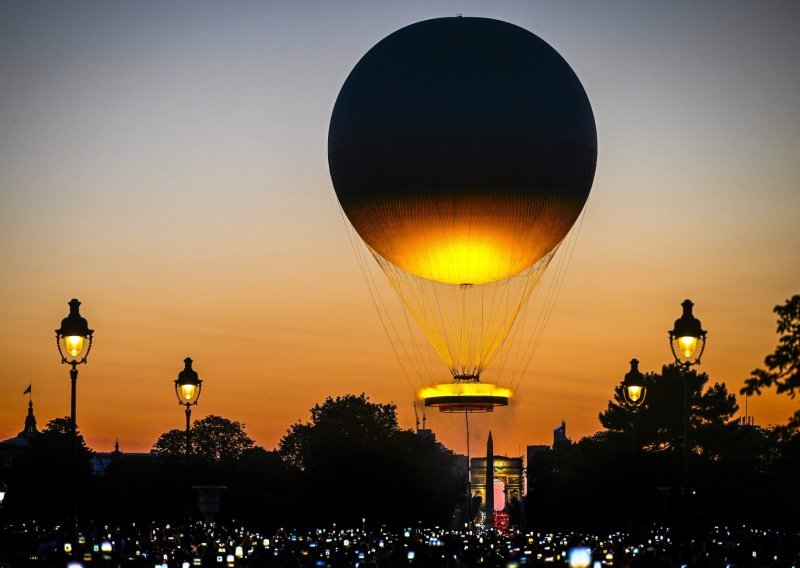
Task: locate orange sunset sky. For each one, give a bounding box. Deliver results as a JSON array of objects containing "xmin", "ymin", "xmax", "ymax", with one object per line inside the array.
[{"xmin": 1, "ymin": 1, "xmax": 799, "ymax": 458}]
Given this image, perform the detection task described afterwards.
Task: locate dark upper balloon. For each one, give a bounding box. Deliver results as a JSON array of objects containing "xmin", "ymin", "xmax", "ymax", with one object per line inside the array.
[{"xmin": 329, "ymin": 17, "xmax": 597, "ymax": 285}]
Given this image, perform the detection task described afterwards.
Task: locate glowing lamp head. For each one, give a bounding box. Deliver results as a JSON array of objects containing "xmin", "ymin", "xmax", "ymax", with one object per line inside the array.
[
  {"xmin": 669, "ymin": 299, "xmax": 707, "ymax": 366},
  {"xmin": 622, "ymin": 358, "xmax": 646, "ymax": 409},
  {"xmin": 677, "ymin": 335, "xmax": 697, "ymax": 358},
  {"xmin": 180, "ymin": 383, "xmax": 198, "ymax": 402},
  {"xmin": 65, "ymin": 335, "xmax": 85, "ymax": 357},
  {"xmin": 174, "ymin": 357, "xmax": 202, "ymax": 406},
  {"xmin": 626, "ymin": 385, "xmax": 643, "ymax": 403},
  {"xmin": 55, "ymin": 299, "xmax": 93, "ymax": 364}
]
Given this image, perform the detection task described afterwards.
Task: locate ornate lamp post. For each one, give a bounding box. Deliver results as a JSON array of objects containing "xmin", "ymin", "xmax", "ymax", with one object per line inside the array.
[
  {"xmin": 667, "ymin": 299, "xmax": 706, "ymax": 494},
  {"xmin": 55, "ymin": 298, "xmax": 94, "ymax": 534},
  {"xmin": 174, "ymin": 357, "xmax": 202, "ymax": 528}
]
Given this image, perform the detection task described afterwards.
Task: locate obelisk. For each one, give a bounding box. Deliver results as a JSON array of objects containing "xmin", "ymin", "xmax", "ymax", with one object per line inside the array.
[{"xmin": 485, "ymin": 431, "xmax": 494, "ymax": 526}]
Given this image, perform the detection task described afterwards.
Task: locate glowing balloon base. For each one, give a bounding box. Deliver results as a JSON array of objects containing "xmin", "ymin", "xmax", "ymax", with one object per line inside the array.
[{"xmin": 421, "ymin": 382, "xmax": 511, "ymax": 413}]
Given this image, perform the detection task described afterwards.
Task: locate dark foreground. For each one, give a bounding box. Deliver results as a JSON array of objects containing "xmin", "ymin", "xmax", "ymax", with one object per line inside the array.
[{"xmin": 1, "ymin": 522, "xmax": 799, "ymax": 567}]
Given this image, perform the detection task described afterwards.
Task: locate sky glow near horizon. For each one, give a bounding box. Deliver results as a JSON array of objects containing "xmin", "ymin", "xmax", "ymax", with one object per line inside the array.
[{"xmin": 1, "ymin": 1, "xmax": 799, "ymax": 456}]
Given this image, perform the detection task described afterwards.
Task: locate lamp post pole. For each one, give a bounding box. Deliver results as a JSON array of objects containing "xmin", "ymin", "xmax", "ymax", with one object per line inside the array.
[
  {"xmin": 621, "ymin": 358, "xmax": 646, "ymax": 533},
  {"xmin": 174, "ymin": 357, "xmax": 202, "ymax": 531},
  {"xmin": 667, "ymin": 299, "xmax": 707, "ymax": 561},
  {"xmin": 70, "ymin": 363, "xmax": 77, "ymax": 529},
  {"xmin": 667, "ymin": 299, "xmax": 707, "ymax": 495},
  {"xmin": 55, "ymin": 299, "xmax": 94, "ymax": 537},
  {"xmin": 185, "ymin": 405, "xmax": 191, "ymax": 524}
]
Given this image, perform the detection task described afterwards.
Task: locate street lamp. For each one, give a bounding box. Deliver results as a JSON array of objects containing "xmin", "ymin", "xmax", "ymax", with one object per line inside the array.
[
  {"xmin": 55, "ymin": 298, "xmax": 94, "ymax": 534},
  {"xmin": 667, "ymin": 299, "xmax": 707, "ymax": 500},
  {"xmin": 174, "ymin": 357, "xmax": 202, "ymax": 528},
  {"xmin": 668, "ymin": 299, "xmax": 706, "ymax": 367},
  {"xmin": 622, "ymin": 358, "xmax": 646, "ymax": 410}
]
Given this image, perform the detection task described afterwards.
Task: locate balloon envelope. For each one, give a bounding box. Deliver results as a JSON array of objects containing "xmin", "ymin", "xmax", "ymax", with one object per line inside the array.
[{"xmin": 329, "ymin": 17, "xmax": 597, "ymax": 285}]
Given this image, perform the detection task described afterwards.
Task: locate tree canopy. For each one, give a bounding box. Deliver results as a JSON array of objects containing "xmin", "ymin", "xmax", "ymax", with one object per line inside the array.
[
  {"xmin": 741, "ymin": 294, "xmax": 800, "ymax": 429},
  {"xmin": 599, "ymin": 363, "xmax": 738, "ymax": 454},
  {"xmin": 277, "ymin": 394, "xmax": 461, "ymax": 527},
  {"xmin": 278, "ymin": 393, "xmax": 399, "ymax": 470},
  {"xmin": 151, "ymin": 415, "xmax": 255, "ymax": 463}
]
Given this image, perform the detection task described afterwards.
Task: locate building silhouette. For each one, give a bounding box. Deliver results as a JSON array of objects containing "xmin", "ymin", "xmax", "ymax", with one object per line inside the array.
[
  {"xmin": 526, "ymin": 420, "xmax": 572, "ymax": 497},
  {"xmin": 0, "ymin": 398, "xmax": 40, "ymax": 467}
]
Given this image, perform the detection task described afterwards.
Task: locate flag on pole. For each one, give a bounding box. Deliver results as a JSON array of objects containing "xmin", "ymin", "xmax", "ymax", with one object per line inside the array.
[{"xmin": 23, "ymin": 384, "xmax": 31, "ymax": 395}]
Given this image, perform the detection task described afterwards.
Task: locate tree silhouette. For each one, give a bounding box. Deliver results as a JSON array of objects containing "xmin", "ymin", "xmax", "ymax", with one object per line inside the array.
[
  {"xmin": 741, "ymin": 294, "xmax": 800, "ymax": 429},
  {"xmin": 278, "ymin": 393, "xmax": 399, "ymax": 470},
  {"xmin": 151, "ymin": 415, "xmax": 256, "ymax": 463},
  {"xmin": 599, "ymin": 363, "xmax": 738, "ymax": 454},
  {"xmin": 277, "ymin": 393, "xmax": 461, "ymax": 526}
]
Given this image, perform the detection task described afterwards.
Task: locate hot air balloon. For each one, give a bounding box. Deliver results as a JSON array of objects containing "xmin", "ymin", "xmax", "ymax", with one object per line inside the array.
[{"xmin": 329, "ymin": 17, "xmax": 596, "ymax": 412}]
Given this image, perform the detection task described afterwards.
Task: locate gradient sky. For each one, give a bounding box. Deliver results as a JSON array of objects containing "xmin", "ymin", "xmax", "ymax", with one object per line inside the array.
[{"xmin": 1, "ymin": 1, "xmax": 798, "ymax": 458}]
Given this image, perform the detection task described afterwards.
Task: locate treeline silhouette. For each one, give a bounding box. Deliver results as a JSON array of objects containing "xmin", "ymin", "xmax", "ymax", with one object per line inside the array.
[
  {"xmin": 4, "ymin": 380, "xmax": 798, "ymax": 531},
  {"xmin": 1, "ymin": 394, "xmax": 462, "ymax": 530},
  {"xmin": 526, "ymin": 364, "xmax": 800, "ymax": 529}
]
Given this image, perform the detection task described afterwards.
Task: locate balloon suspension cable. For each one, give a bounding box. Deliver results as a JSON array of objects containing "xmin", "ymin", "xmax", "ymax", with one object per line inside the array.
[
  {"xmin": 496, "ymin": 204, "xmax": 589, "ymax": 394},
  {"xmin": 338, "ymin": 207, "xmax": 425, "ymax": 390}
]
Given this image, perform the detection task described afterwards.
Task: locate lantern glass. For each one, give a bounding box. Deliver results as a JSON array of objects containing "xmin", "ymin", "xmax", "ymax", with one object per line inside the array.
[
  {"xmin": 58, "ymin": 334, "xmax": 92, "ymax": 364},
  {"xmin": 671, "ymin": 334, "xmax": 704, "ymax": 365},
  {"xmin": 678, "ymin": 336, "xmax": 697, "ymax": 358},
  {"xmin": 623, "ymin": 383, "xmax": 646, "ymax": 408},
  {"xmin": 626, "ymin": 385, "xmax": 643, "ymax": 403},
  {"xmin": 179, "ymin": 383, "xmax": 199, "ymax": 404},
  {"xmin": 65, "ymin": 335, "xmax": 85, "ymax": 357}
]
